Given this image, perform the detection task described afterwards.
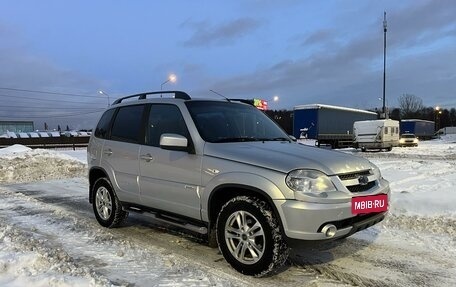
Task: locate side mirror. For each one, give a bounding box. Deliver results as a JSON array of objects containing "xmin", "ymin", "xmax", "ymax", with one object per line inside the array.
[{"xmin": 159, "ymin": 133, "xmax": 188, "ymax": 151}]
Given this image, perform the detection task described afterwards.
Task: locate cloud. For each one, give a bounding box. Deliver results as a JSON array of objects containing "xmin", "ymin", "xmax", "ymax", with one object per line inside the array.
[
  {"xmin": 300, "ymin": 29, "xmax": 335, "ymax": 47},
  {"xmin": 0, "ymin": 23, "xmax": 105, "ymax": 129},
  {"xmin": 182, "ymin": 17, "xmax": 262, "ymax": 47},
  {"xmin": 201, "ymin": 0, "xmax": 456, "ymax": 110}
]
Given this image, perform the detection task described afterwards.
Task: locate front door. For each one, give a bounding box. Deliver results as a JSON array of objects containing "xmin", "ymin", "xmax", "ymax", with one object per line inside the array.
[{"xmin": 139, "ymin": 104, "xmax": 202, "ymax": 220}]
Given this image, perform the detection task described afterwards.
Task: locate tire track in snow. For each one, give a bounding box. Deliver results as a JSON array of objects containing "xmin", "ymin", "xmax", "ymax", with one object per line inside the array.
[
  {"xmin": 1, "ymin": 184, "xmax": 333, "ymax": 286},
  {"xmin": 0, "ymin": 186, "xmax": 256, "ymax": 286},
  {"xmin": 4, "ymin": 177, "xmax": 456, "ymax": 287},
  {"xmin": 0, "ymin": 220, "xmax": 112, "ymax": 286}
]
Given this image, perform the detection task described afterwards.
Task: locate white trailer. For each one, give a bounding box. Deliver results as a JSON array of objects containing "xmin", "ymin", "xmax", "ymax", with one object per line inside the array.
[
  {"xmin": 437, "ymin": 126, "xmax": 456, "ymax": 135},
  {"xmin": 353, "ymin": 119, "xmax": 399, "ymax": 151}
]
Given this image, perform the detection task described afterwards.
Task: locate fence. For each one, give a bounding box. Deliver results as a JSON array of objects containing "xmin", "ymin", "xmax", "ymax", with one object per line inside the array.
[{"xmin": 0, "ymin": 136, "xmax": 90, "ymax": 150}]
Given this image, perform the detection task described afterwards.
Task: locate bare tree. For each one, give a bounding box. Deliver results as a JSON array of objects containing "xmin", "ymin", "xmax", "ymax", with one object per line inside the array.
[{"xmin": 399, "ymin": 94, "xmax": 424, "ymax": 118}]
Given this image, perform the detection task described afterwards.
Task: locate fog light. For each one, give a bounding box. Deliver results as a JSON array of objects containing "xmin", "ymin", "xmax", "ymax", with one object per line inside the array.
[{"xmin": 321, "ymin": 224, "xmax": 337, "ymax": 238}]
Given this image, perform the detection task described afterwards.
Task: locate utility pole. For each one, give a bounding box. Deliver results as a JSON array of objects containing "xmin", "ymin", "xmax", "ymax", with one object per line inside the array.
[{"xmin": 382, "ymin": 11, "xmax": 387, "ymax": 119}]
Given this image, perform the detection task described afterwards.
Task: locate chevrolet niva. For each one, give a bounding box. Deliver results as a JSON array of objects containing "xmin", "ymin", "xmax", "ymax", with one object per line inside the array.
[{"xmin": 88, "ymin": 91, "xmax": 389, "ymax": 276}]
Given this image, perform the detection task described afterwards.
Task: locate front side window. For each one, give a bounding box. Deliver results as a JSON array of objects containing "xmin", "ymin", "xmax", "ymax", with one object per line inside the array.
[
  {"xmin": 186, "ymin": 101, "xmax": 289, "ymax": 143},
  {"xmin": 146, "ymin": 104, "xmax": 189, "ymax": 147},
  {"xmin": 110, "ymin": 105, "xmax": 145, "ymax": 143}
]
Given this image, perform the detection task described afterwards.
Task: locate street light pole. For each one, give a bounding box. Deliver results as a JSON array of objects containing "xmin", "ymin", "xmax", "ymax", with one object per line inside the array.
[
  {"xmin": 435, "ymin": 106, "xmax": 442, "ymax": 131},
  {"xmin": 161, "ymin": 74, "xmax": 177, "ymax": 92},
  {"xmin": 378, "ymin": 97, "xmax": 388, "ymax": 114},
  {"xmin": 382, "ymin": 11, "xmax": 388, "ymax": 119},
  {"xmin": 161, "ymin": 80, "xmax": 170, "ymax": 91},
  {"xmin": 98, "ymin": 90, "xmax": 111, "ymax": 107}
]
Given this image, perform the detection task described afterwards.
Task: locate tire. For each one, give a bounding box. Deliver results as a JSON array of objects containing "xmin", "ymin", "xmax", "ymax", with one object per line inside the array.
[
  {"xmin": 92, "ymin": 177, "xmax": 128, "ymax": 228},
  {"xmin": 216, "ymin": 196, "xmax": 288, "ymax": 276},
  {"xmin": 361, "ymin": 147, "xmax": 366, "ymax": 152}
]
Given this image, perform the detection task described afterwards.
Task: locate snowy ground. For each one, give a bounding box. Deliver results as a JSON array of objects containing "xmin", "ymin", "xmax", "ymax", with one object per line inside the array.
[{"xmin": 0, "ymin": 137, "xmax": 455, "ymax": 286}]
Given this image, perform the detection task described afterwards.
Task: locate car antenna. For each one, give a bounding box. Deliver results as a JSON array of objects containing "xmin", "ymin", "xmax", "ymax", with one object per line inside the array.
[{"xmin": 209, "ymin": 89, "xmax": 231, "ymax": 102}]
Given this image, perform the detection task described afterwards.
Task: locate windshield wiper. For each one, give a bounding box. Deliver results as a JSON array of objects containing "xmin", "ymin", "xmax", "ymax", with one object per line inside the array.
[
  {"xmin": 213, "ymin": 136, "xmax": 291, "ymax": 143},
  {"xmin": 255, "ymin": 137, "xmax": 291, "ymax": 142},
  {"xmin": 271, "ymin": 137, "xmax": 291, "ymax": 142},
  {"xmin": 213, "ymin": 137, "xmax": 260, "ymax": 143}
]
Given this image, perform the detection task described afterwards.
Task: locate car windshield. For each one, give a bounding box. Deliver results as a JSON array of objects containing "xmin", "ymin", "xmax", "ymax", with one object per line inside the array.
[
  {"xmin": 401, "ymin": 134, "xmax": 416, "ymax": 138},
  {"xmin": 186, "ymin": 101, "xmax": 290, "ymax": 143}
]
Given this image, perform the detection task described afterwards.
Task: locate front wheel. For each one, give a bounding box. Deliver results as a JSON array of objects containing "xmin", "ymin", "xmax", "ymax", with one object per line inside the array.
[
  {"xmin": 216, "ymin": 196, "xmax": 288, "ymax": 276},
  {"xmin": 92, "ymin": 177, "xmax": 128, "ymax": 228}
]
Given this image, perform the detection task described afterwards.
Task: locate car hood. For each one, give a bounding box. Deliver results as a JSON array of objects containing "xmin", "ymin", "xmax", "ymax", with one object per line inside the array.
[{"xmin": 203, "ymin": 141, "xmax": 373, "ymax": 175}]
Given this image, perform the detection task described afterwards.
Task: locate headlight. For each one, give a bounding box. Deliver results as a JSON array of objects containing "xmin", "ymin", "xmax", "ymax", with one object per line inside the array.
[
  {"xmin": 399, "ymin": 139, "xmax": 405, "ymax": 143},
  {"xmin": 286, "ymin": 170, "xmax": 336, "ymax": 194},
  {"xmin": 413, "ymin": 139, "xmax": 419, "ymax": 143},
  {"xmin": 372, "ymin": 164, "xmax": 382, "ymax": 178}
]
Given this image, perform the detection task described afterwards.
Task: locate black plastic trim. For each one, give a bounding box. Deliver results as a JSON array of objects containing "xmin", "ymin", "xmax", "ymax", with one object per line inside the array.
[
  {"xmin": 112, "ymin": 91, "xmax": 191, "ymax": 105},
  {"xmin": 121, "ymin": 202, "xmax": 207, "ymax": 228}
]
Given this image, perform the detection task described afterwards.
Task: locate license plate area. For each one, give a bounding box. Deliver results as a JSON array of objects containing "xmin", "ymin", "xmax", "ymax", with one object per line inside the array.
[{"xmin": 351, "ymin": 194, "xmax": 388, "ymax": 214}]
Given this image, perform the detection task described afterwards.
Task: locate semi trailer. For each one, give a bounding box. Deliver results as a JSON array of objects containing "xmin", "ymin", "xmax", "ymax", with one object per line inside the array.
[{"xmin": 293, "ymin": 104, "xmax": 378, "ymax": 148}]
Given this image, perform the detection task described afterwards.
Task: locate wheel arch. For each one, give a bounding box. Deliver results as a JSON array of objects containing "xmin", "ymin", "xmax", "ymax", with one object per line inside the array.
[
  {"xmin": 207, "ymin": 184, "xmax": 284, "ymax": 234},
  {"xmin": 89, "ymin": 167, "xmax": 109, "ymax": 203}
]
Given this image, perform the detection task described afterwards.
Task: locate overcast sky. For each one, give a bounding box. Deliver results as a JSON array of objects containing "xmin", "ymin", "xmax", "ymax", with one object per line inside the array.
[{"xmin": 0, "ymin": 0, "xmax": 455, "ymax": 130}]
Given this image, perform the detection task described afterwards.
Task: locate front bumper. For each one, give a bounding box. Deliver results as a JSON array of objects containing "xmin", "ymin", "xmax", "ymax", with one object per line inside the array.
[{"xmin": 274, "ymin": 191, "xmax": 389, "ymax": 241}]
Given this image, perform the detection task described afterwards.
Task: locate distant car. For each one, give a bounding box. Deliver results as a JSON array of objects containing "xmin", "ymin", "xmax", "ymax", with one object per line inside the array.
[{"xmin": 399, "ymin": 133, "xmax": 419, "ymax": 147}]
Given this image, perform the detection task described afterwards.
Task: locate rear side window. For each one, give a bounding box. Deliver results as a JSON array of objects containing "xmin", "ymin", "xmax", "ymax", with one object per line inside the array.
[
  {"xmin": 94, "ymin": 109, "xmax": 115, "ymax": 139},
  {"xmin": 110, "ymin": 105, "xmax": 145, "ymax": 143}
]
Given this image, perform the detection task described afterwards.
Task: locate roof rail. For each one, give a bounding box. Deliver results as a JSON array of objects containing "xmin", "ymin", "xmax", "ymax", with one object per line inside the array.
[{"xmin": 112, "ymin": 91, "xmax": 191, "ymax": 105}]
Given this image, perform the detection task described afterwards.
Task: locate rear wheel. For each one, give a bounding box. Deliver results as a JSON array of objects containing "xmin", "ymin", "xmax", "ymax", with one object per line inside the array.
[
  {"xmin": 92, "ymin": 178, "xmax": 128, "ymax": 228},
  {"xmin": 216, "ymin": 196, "xmax": 288, "ymax": 276}
]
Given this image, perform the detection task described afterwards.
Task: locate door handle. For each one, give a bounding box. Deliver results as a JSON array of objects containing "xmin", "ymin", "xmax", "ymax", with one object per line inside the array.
[
  {"xmin": 140, "ymin": 154, "xmax": 154, "ymax": 162},
  {"xmin": 103, "ymin": 149, "xmax": 113, "ymax": 156}
]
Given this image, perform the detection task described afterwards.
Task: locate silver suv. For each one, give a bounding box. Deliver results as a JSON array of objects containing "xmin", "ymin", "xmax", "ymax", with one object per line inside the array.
[{"xmin": 88, "ymin": 91, "xmax": 390, "ymax": 276}]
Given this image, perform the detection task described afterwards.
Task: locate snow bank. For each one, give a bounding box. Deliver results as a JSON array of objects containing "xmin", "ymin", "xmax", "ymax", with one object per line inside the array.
[
  {"xmin": 0, "ymin": 144, "xmax": 32, "ymax": 155},
  {"xmin": 336, "ymin": 136, "xmax": 456, "ymax": 243},
  {"xmin": 0, "ymin": 145, "xmax": 86, "ymax": 184}
]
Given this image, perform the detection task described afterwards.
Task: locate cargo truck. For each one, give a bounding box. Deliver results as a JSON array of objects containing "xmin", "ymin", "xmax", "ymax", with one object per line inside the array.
[
  {"xmin": 293, "ymin": 104, "xmax": 378, "ymax": 148},
  {"xmin": 400, "ymin": 119, "xmax": 435, "ymax": 139},
  {"xmin": 353, "ymin": 119, "xmax": 399, "ymax": 151}
]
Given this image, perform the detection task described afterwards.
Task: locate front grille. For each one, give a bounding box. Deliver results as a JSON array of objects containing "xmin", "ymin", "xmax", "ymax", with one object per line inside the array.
[
  {"xmin": 337, "ymin": 169, "xmax": 377, "ymax": 193},
  {"xmin": 338, "ymin": 170, "xmax": 371, "ymax": 180},
  {"xmin": 347, "ymin": 181, "xmax": 376, "ymax": 193}
]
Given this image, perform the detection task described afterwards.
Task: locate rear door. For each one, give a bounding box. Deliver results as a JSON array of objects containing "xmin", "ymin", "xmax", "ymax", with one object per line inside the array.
[
  {"xmin": 139, "ymin": 104, "xmax": 202, "ymax": 220},
  {"xmin": 101, "ymin": 104, "xmax": 146, "ymax": 204}
]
